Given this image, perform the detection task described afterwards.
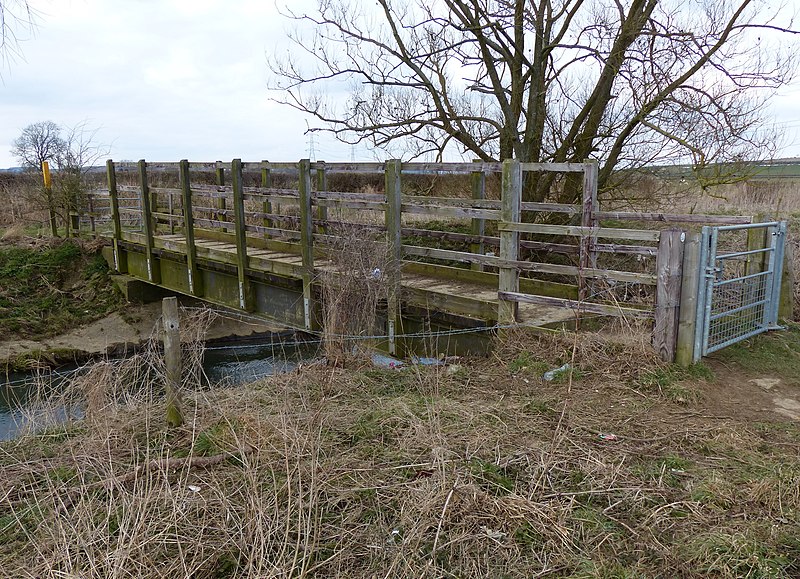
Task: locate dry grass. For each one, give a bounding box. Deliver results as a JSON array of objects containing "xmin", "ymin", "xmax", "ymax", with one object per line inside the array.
[{"xmin": 2, "ymin": 323, "xmax": 799, "ymax": 578}]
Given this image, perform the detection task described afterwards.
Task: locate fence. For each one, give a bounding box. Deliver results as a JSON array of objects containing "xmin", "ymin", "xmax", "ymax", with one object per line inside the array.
[{"xmin": 72, "ymin": 157, "xmax": 784, "ymax": 362}]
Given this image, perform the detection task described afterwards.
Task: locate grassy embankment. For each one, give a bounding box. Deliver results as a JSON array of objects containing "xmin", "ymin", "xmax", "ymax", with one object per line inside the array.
[
  {"xmin": 1, "ymin": 316, "xmax": 798, "ymax": 578},
  {"xmin": 0, "ymin": 234, "xmax": 122, "ymax": 367}
]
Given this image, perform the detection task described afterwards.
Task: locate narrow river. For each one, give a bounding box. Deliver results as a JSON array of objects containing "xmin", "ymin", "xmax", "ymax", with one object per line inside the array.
[{"xmin": 0, "ymin": 340, "xmax": 317, "ymax": 441}]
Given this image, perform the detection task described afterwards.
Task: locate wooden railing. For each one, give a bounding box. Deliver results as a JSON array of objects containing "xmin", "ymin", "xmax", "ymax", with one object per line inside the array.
[{"xmin": 78, "ymin": 158, "xmax": 755, "ymax": 359}]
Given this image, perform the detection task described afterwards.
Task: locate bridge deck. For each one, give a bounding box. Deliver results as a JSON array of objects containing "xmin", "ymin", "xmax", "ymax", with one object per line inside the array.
[{"xmin": 132, "ymin": 231, "xmax": 576, "ymax": 329}]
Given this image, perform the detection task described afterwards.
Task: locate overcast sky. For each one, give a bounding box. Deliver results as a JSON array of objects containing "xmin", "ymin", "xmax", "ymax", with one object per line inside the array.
[{"xmin": 2, "ymin": 0, "xmax": 800, "ymax": 169}]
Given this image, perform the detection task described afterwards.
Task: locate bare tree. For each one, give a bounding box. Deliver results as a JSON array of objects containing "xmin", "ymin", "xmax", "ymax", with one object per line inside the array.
[
  {"xmin": 10, "ymin": 120, "xmax": 65, "ymax": 170},
  {"xmin": 10, "ymin": 120, "xmax": 109, "ymax": 235},
  {"xmin": 270, "ymin": 0, "xmax": 798, "ymax": 201}
]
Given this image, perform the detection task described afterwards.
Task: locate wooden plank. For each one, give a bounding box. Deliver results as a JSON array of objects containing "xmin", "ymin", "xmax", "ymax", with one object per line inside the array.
[
  {"xmin": 498, "ymin": 291, "xmax": 653, "ymax": 319},
  {"xmin": 498, "ymin": 221, "xmax": 661, "ymax": 241},
  {"xmin": 138, "ymin": 160, "xmax": 160, "ymax": 283},
  {"xmin": 520, "ymin": 162, "xmax": 586, "ymax": 173},
  {"xmin": 314, "ymin": 198, "xmax": 387, "ymax": 211},
  {"xmin": 403, "ymin": 261, "xmax": 579, "ymax": 299},
  {"xmin": 231, "ymin": 159, "xmax": 254, "ymax": 310},
  {"xmin": 675, "ymin": 231, "xmax": 700, "ymax": 367},
  {"xmin": 402, "ymin": 245, "xmax": 657, "ymax": 284},
  {"xmin": 594, "ymin": 242, "xmax": 657, "ymax": 257},
  {"xmin": 653, "ymin": 228, "xmax": 685, "ymax": 362},
  {"xmin": 385, "ymin": 159, "xmax": 403, "ymax": 354},
  {"xmin": 521, "ymin": 201, "xmax": 581, "ymax": 214},
  {"xmin": 401, "ymin": 203, "xmax": 500, "ymax": 221},
  {"xmin": 499, "ymin": 160, "xmax": 521, "ymax": 323},
  {"xmin": 298, "ymin": 159, "xmax": 314, "ymax": 330},
  {"xmin": 595, "ymin": 211, "xmax": 752, "ymax": 225},
  {"xmin": 179, "ymin": 159, "xmax": 203, "ymax": 296},
  {"xmin": 401, "ymin": 161, "xmax": 503, "ymax": 174},
  {"xmin": 471, "ymin": 163, "xmax": 486, "ymax": 272},
  {"xmin": 106, "ymin": 160, "xmax": 128, "ymax": 273}
]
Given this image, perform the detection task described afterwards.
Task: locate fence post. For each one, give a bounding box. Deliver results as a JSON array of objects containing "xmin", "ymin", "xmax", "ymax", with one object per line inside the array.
[
  {"xmin": 470, "ymin": 160, "xmax": 486, "ymax": 272},
  {"xmin": 385, "ymin": 159, "xmax": 403, "ymax": 355},
  {"xmin": 106, "ymin": 159, "xmax": 128, "ymax": 273},
  {"xmin": 675, "ymin": 231, "xmax": 700, "ymax": 366},
  {"xmin": 139, "ymin": 159, "xmax": 160, "ymax": 283},
  {"xmin": 298, "ymin": 158, "xmax": 315, "ymax": 330},
  {"xmin": 88, "ymin": 194, "xmax": 96, "ymax": 238},
  {"xmin": 41, "ymin": 161, "xmax": 58, "ymax": 237},
  {"xmin": 498, "ymin": 159, "xmax": 521, "ymax": 325},
  {"xmin": 779, "ymin": 232, "xmax": 794, "ymax": 322},
  {"xmin": 162, "ymin": 296, "xmax": 184, "ymax": 428},
  {"xmin": 215, "ymin": 160, "xmax": 228, "ymax": 232},
  {"xmin": 231, "ymin": 159, "xmax": 254, "ymax": 311},
  {"xmin": 316, "ymin": 160, "xmax": 328, "ymax": 235},
  {"xmin": 261, "ymin": 160, "xmax": 272, "ymax": 236},
  {"xmin": 653, "ymin": 227, "xmax": 685, "ymax": 362},
  {"xmin": 579, "ymin": 159, "xmax": 599, "ymax": 300},
  {"xmin": 179, "ymin": 159, "xmax": 203, "ymax": 297}
]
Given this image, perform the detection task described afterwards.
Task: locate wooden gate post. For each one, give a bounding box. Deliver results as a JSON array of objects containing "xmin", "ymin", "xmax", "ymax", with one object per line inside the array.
[
  {"xmin": 162, "ymin": 296, "xmax": 184, "ymax": 428},
  {"xmin": 385, "ymin": 159, "xmax": 403, "ymax": 355},
  {"xmin": 675, "ymin": 231, "xmax": 700, "ymax": 366},
  {"xmin": 654, "ymin": 227, "xmax": 685, "ymax": 362},
  {"xmin": 298, "ymin": 158, "xmax": 315, "ymax": 330},
  {"xmin": 498, "ymin": 159, "xmax": 521, "ymax": 325}
]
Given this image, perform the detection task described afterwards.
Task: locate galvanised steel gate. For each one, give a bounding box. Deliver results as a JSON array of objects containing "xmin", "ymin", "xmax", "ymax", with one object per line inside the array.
[{"xmin": 693, "ymin": 221, "xmax": 787, "ymax": 361}]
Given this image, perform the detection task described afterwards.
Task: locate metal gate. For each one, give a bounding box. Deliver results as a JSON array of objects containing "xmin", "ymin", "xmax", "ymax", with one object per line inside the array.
[{"xmin": 693, "ymin": 221, "xmax": 787, "ymax": 361}]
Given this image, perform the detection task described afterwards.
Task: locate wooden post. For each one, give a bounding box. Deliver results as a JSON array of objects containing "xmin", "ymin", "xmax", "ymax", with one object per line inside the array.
[
  {"xmin": 215, "ymin": 160, "xmax": 228, "ymax": 232},
  {"xmin": 498, "ymin": 159, "xmax": 521, "ymax": 325},
  {"xmin": 261, "ymin": 160, "xmax": 272, "ymax": 236},
  {"xmin": 106, "ymin": 160, "xmax": 127, "ymax": 273},
  {"xmin": 162, "ymin": 297, "xmax": 184, "ymax": 428},
  {"xmin": 779, "ymin": 239, "xmax": 795, "ymax": 322},
  {"xmin": 88, "ymin": 194, "xmax": 96, "ymax": 238},
  {"xmin": 675, "ymin": 231, "xmax": 700, "ymax": 366},
  {"xmin": 385, "ymin": 159, "xmax": 403, "ymax": 355},
  {"xmin": 298, "ymin": 159, "xmax": 315, "ymax": 330},
  {"xmin": 179, "ymin": 160, "xmax": 203, "ymax": 297},
  {"xmin": 746, "ymin": 214, "xmax": 767, "ymax": 276},
  {"xmin": 167, "ymin": 190, "xmax": 175, "ymax": 235},
  {"xmin": 316, "ymin": 160, "xmax": 328, "ymax": 234},
  {"xmin": 653, "ymin": 227, "xmax": 685, "ymax": 362},
  {"xmin": 231, "ymin": 159, "xmax": 253, "ymax": 311},
  {"xmin": 579, "ymin": 159, "xmax": 599, "ymax": 300},
  {"xmin": 41, "ymin": 161, "xmax": 58, "ymax": 237},
  {"xmin": 470, "ymin": 161, "xmax": 486, "ymax": 272},
  {"xmin": 139, "ymin": 159, "xmax": 161, "ymax": 283}
]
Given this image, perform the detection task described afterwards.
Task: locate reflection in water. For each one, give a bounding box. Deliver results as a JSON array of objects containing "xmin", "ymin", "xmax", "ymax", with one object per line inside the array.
[{"xmin": 1, "ymin": 341, "xmax": 317, "ymax": 441}]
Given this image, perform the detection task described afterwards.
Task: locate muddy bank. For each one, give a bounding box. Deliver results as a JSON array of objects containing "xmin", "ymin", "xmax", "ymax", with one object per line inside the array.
[{"xmin": 0, "ymin": 301, "xmax": 289, "ymax": 370}]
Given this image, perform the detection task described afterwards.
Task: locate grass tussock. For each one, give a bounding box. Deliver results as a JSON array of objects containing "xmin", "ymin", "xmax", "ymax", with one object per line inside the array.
[{"xmin": 2, "ymin": 322, "xmax": 799, "ymax": 578}]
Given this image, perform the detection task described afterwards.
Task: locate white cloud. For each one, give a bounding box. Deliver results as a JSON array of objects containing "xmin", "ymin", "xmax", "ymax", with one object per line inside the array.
[{"xmin": 1, "ymin": 0, "xmax": 355, "ymax": 168}]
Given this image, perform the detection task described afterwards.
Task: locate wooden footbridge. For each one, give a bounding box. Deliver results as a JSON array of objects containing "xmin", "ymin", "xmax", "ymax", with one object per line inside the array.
[{"xmin": 81, "ymin": 158, "xmax": 758, "ymax": 359}]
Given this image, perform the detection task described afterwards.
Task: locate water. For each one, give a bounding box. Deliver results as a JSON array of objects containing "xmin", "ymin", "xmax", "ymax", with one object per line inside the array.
[{"xmin": 0, "ymin": 340, "xmax": 318, "ymax": 441}]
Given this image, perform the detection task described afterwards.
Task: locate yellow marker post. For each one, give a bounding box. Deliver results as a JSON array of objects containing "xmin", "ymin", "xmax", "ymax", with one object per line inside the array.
[
  {"xmin": 41, "ymin": 160, "xmax": 58, "ymax": 237},
  {"xmin": 41, "ymin": 160, "xmax": 51, "ymax": 189}
]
